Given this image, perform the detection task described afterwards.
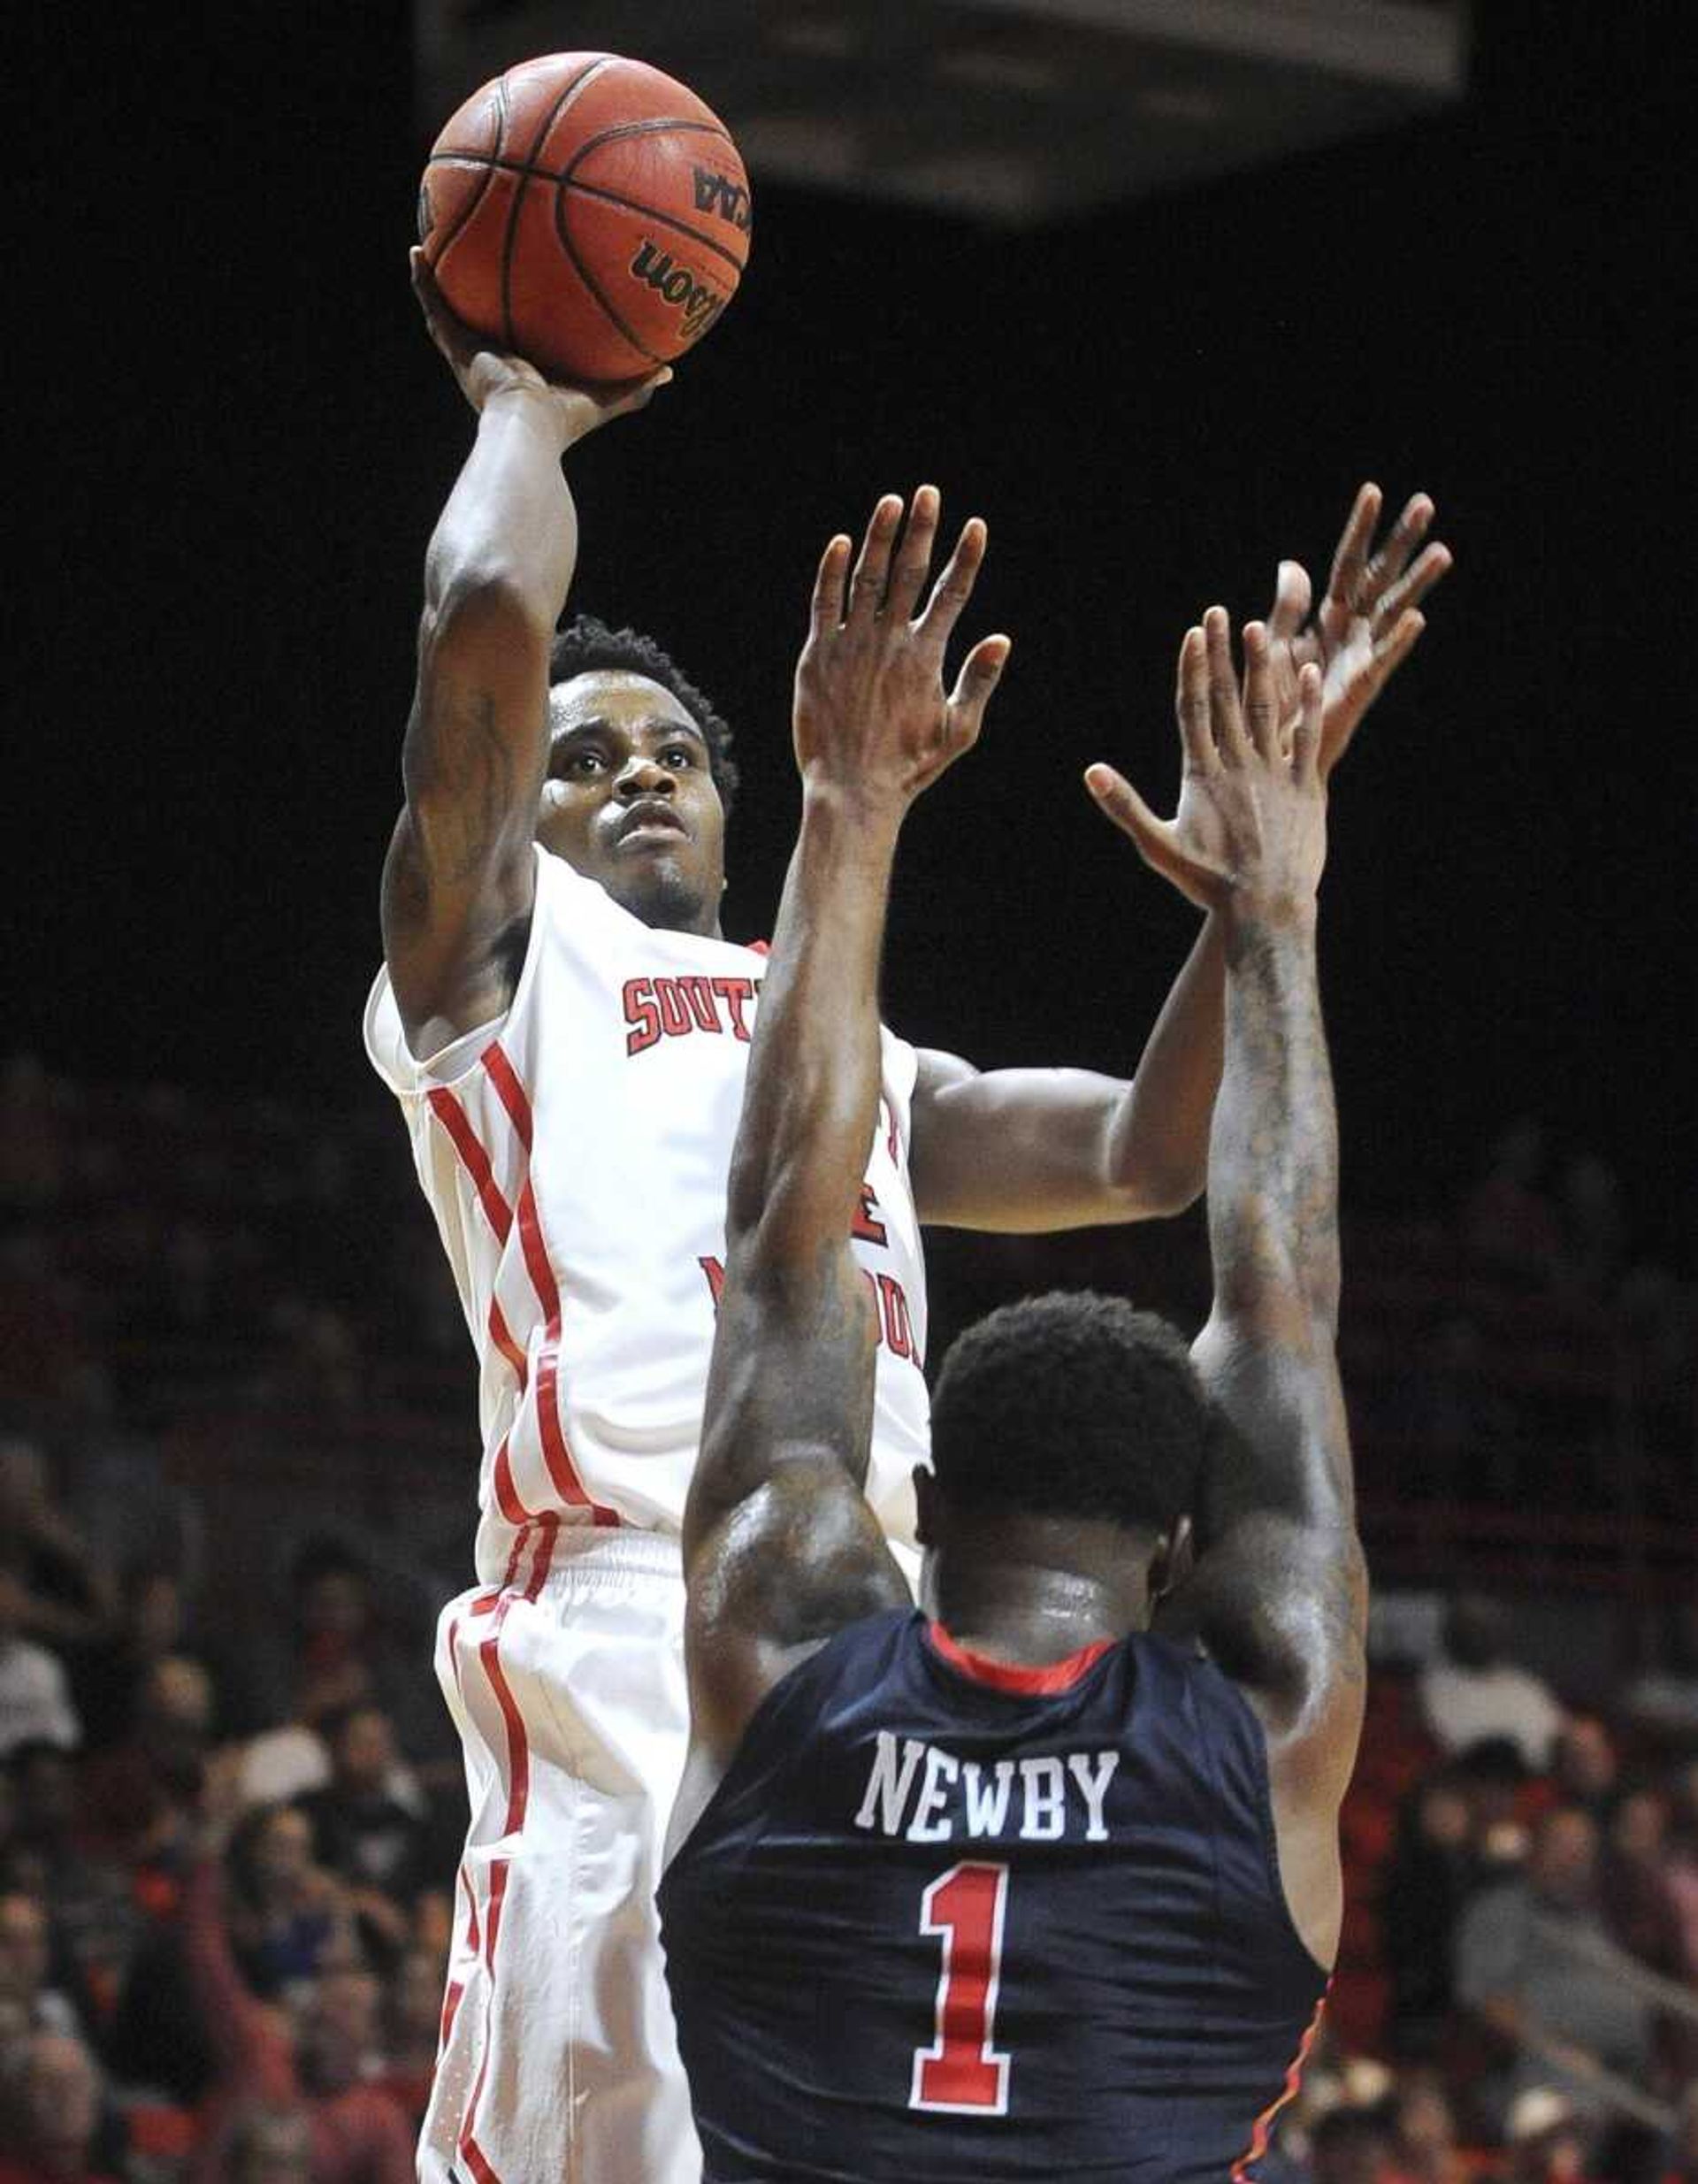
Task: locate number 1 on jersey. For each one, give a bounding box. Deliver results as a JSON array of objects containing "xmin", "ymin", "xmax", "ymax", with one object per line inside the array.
[{"xmin": 910, "ymin": 1860, "xmax": 1012, "ymax": 2115}]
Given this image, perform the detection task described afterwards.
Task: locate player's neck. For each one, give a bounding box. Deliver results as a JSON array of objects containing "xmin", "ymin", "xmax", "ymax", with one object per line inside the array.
[{"xmin": 929, "ymin": 1525, "xmax": 1154, "ymax": 1666}]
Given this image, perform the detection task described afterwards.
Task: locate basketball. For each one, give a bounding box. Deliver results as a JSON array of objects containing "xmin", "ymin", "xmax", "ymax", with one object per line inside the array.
[{"xmin": 418, "ymin": 52, "xmax": 752, "ymax": 385}]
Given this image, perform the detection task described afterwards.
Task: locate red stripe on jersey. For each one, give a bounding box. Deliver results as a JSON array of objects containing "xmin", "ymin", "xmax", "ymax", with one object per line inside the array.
[
  {"xmin": 426, "ymin": 1088, "xmax": 513, "ymax": 1244},
  {"xmin": 514, "ymin": 1178, "xmax": 620, "ymax": 1526},
  {"xmin": 486, "ymin": 1297, "xmax": 527, "ymax": 1383},
  {"xmin": 462, "ymin": 1866, "xmax": 481, "ymax": 1959},
  {"xmin": 458, "ymin": 1857, "xmax": 511, "ymax": 2175},
  {"xmin": 491, "ymin": 1437, "xmax": 532, "ymax": 1526},
  {"xmin": 439, "ymin": 1977, "xmax": 464, "ymax": 2053},
  {"xmin": 481, "ymin": 1040, "xmax": 534, "ymax": 1154},
  {"xmin": 927, "ymin": 1621, "xmax": 1115, "ymax": 1694},
  {"xmin": 1229, "ymin": 1988, "xmax": 1329, "ymax": 2182},
  {"xmin": 478, "ymin": 1518, "xmax": 561, "ymax": 1841},
  {"xmin": 461, "ymin": 2139, "xmax": 503, "ymax": 2184}
]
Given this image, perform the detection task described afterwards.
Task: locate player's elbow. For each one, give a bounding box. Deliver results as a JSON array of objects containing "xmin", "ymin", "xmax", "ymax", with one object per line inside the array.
[{"xmin": 423, "ymin": 563, "xmax": 554, "ymax": 655}]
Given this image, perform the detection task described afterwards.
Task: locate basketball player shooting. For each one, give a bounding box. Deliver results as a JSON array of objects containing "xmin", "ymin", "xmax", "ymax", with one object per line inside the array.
[
  {"xmin": 662, "ymin": 585, "xmax": 1364, "ymax": 2180},
  {"xmin": 369, "ymin": 247, "xmax": 1443, "ymax": 2184}
]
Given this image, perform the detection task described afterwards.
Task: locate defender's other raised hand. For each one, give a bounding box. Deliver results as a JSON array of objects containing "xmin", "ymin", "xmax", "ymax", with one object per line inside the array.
[
  {"xmin": 793, "ymin": 488, "xmax": 1011, "ymax": 819},
  {"xmin": 410, "ymin": 248, "xmax": 669, "ymax": 448},
  {"xmin": 1086, "ymin": 609, "xmax": 1327, "ymax": 917},
  {"xmin": 1265, "ymin": 482, "xmax": 1451, "ymax": 778}
]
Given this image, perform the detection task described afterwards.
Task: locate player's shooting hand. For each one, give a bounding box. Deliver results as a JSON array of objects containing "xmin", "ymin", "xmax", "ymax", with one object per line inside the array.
[
  {"xmin": 1263, "ymin": 483, "xmax": 1450, "ymax": 778},
  {"xmin": 793, "ymin": 488, "xmax": 1011, "ymax": 820},
  {"xmin": 1085, "ymin": 609, "xmax": 1327, "ymax": 917},
  {"xmin": 409, "ymin": 249, "xmax": 669, "ymax": 445}
]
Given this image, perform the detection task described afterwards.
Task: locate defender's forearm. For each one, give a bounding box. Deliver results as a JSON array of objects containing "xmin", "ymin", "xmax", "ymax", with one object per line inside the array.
[
  {"xmin": 1209, "ymin": 903, "xmax": 1339, "ymax": 1337},
  {"xmin": 1104, "ymin": 914, "xmax": 1225, "ymax": 1214},
  {"xmin": 725, "ymin": 789, "xmax": 900, "ymax": 1267},
  {"xmin": 424, "ymin": 388, "xmax": 578, "ymax": 630}
]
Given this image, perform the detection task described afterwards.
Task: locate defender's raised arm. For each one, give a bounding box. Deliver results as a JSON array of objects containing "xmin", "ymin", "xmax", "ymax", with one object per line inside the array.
[
  {"xmin": 678, "ymin": 490, "xmax": 1008, "ymax": 1774},
  {"xmin": 1090, "ymin": 609, "xmax": 1365, "ymax": 1966},
  {"xmin": 380, "ymin": 251, "xmax": 667, "ymax": 1055}
]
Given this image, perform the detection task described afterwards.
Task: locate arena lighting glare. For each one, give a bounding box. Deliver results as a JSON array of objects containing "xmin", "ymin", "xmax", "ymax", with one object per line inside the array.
[{"xmin": 416, "ymin": 0, "xmax": 1468, "ymax": 225}]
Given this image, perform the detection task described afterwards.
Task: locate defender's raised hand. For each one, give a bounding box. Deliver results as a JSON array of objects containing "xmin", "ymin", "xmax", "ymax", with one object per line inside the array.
[
  {"xmin": 793, "ymin": 487, "xmax": 1011, "ymax": 816},
  {"xmin": 1086, "ymin": 609, "xmax": 1327, "ymax": 916},
  {"xmin": 1265, "ymin": 482, "xmax": 1451, "ymax": 778},
  {"xmin": 410, "ymin": 248, "xmax": 669, "ymax": 446}
]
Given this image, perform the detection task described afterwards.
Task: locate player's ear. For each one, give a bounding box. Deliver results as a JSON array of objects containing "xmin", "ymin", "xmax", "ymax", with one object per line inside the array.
[
  {"xmin": 1148, "ymin": 1513, "xmax": 1195, "ymax": 1609},
  {"xmin": 912, "ymin": 1465, "xmax": 939, "ymax": 1549}
]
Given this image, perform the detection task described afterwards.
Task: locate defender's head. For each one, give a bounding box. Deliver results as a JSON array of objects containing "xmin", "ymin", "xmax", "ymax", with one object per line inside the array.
[
  {"xmin": 917, "ymin": 1291, "xmax": 1209, "ymax": 1617},
  {"xmin": 539, "ymin": 617, "xmax": 738, "ymax": 936}
]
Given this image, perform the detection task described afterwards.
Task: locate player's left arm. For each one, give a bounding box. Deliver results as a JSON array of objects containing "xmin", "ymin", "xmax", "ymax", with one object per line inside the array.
[
  {"xmin": 681, "ymin": 490, "xmax": 1010, "ymax": 1776},
  {"xmin": 907, "ymin": 484, "xmax": 1450, "ymax": 1234}
]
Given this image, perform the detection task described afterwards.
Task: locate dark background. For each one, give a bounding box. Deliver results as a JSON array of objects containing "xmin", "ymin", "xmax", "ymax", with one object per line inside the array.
[{"xmin": 17, "ymin": 1, "xmax": 1693, "ymax": 1265}]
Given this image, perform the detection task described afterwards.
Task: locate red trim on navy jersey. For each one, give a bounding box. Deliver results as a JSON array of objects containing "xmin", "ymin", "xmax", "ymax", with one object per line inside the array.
[
  {"xmin": 927, "ymin": 1621, "xmax": 1115, "ymax": 1694},
  {"xmin": 427, "ymin": 1088, "xmax": 513, "ymax": 1243},
  {"xmin": 481, "ymin": 1039, "xmax": 534, "ymax": 1153},
  {"xmin": 1229, "ymin": 1987, "xmax": 1329, "ymax": 2181}
]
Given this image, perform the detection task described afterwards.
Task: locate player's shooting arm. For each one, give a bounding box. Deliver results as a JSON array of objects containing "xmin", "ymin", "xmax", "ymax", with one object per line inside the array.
[
  {"xmin": 681, "ymin": 491, "xmax": 1008, "ymax": 1765},
  {"xmin": 906, "ymin": 487, "xmax": 1448, "ymax": 1237},
  {"xmin": 381, "ymin": 252, "xmax": 665, "ymax": 1054}
]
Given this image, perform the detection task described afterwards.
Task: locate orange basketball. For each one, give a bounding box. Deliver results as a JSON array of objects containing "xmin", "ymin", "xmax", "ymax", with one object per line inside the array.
[{"xmin": 418, "ymin": 53, "xmax": 752, "ymax": 384}]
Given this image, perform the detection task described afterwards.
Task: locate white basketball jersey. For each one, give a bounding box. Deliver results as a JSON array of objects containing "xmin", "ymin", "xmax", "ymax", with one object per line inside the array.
[{"xmin": 364, "ymin": 846, "xmax": 930, "ymax": 1586}]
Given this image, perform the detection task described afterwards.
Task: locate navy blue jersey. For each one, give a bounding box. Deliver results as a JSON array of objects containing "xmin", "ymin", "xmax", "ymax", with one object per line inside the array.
[{"xmin": 660, "ymin": 1609, "xmax": 1327, "ymax": 2182}]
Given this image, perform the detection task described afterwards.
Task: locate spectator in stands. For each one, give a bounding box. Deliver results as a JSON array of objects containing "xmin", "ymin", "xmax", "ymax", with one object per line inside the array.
[
  {"xmin": 222, "ymin": 2102, "xmax": 314, "ymax": 2184},
  {"xmin": 1388, "ymin": 2070, "xmax": 1470, "ymax": 2184},
  {"xmin": 1382, "ymin": 1770, "xmax": 1483, "ymax": 2053},
  {"xmin": 77, "ymin": 1655, "xmax": 213, "ymax": 1867},
  {"xmin": 1663, "ymin": 1760, "xmax": 1698, "ymax": 1979},
  {"xmin": 0, "ymin": 1559, "xmax": 79, "ymax": 1762},
  {"xmin": 1308, "ymin": 2105, "xmax": 1399, "ymax": 2183},
  {"xmin": 1455, "ymin": 1806, "xmax": 1653, "ymax": 2130},
  {"xmin": 1456, "ymin": 1736, "xmax": 1536, "ymax": 1874},
  {"xmin": 1504, "ymin": 2087, "xmax": 1595, "ymax": 2184},
  {"xmin": 0, "ymin": 2027, "xmax": 119, "ymax": 2184},
  {"xmin": 0, "ymin": 1747, "xmax": 138, "ymax": 2036},
  {"xmin": 1552, "ymin": 1716, "xmax": 1619, "ymax": 1820},
  {"xmin": 0, "ymin": 1441, "xmax": 115, "ymax": 1658},
  {"xmin": 299, "ymin": 1707, "xmax": 427, "ymax": 1972},
  {"xmin": 71, "ymin": 1564, "xmax": 208, "ymax": 1756},
  {"xmin": 223, "ymin": 1805, "xmax": 348, "ymax": 1998},
  {"xmin": 1419, "ymin": 1597, "xmax": 1565, "ymax": 1771},
  {"xmin": 0, "ymin": 1892, "xmax": 80, "ymax": 2042},
  {"xmin": 178, "ymin": 1847, "xmax": 412, "ymax": 2184},
  {"xmin": 1598, "ymin": 1787, "xmax": 1682, "ymax": 1973},
  {"xmin": 1625, "ymin": 1604, "xmax": 1698, "ymax": 1754},
  {"xmin": 373, "ymin": 1944, "xmax": 441, "ymax": 2132}
]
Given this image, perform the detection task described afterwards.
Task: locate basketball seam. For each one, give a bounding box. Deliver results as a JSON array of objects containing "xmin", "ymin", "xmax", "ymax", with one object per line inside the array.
[
  {"xmin": 562, "ymin": 178, "xmax": 746, "ymax": 276},
  {"xmin": 501, "ymin": 56, "xmax": 612, "ymax": 359},
  {"xmin": 550, "ymin": 179, "xmax": 665, "ymax": 374},
  {"xmin": 430, "ymin": 74, "xmax": 508, "ymax": 280}
]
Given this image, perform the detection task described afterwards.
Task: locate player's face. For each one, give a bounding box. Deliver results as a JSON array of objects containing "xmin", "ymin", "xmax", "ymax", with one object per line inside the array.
[{"xmin": 540, "ymin": 671, "xmax": 726, "ymax": 936}]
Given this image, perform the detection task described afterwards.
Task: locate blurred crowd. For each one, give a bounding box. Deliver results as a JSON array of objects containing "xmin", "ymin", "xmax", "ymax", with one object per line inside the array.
[{"xmin": 1, "ymin": 1054, "xmax": 1694, "ymax": 2180}]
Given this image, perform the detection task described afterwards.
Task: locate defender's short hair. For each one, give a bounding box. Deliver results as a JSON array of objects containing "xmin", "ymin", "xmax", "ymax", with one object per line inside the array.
[
  {"xmin": 549, "ymin": 616, "xmax": 738, "ymax": 819},
  {"xmin": 929, "ymin": 1291, "xmax": 1207, "ymax": 1536}
]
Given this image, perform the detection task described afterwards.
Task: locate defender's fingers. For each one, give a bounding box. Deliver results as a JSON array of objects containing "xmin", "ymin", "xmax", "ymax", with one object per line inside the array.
[
  {"xmin": 1327, "ymin": 482, "xmax": 1382, "ymax": 610},
  {"xmin": 848, "ymin": 494, "xmax": 905, "ymax": 616},
  {"xmin": 1176, "ymin": 625, "xmax": 1215, "ymax": 771},
  {"xmin": 1242, "ymin": 621, "xmax": 1280, "ymax": 760},
  {"xmin": 1205, "ymin": 606, "xmax": 1250, "ymax": 762},
  {"xmin": 916, "ymin": 517, "xmax": 989, "ymax": 647},
  {"xmin": 886, "ymin": 485, "xmax": 942, "ymax": 624},
  {"xmin": 1369, "ymin": 607, "xmax": 1427, "ymax": 686},
  {"xmin": 1373, "ymin": 540, "xmax": 1452, "ymax": 630},
  {"xmin": 810, "ymin": 533, "xmax": 855, "ymax": 632},
  {"xmin": 1364, "ymin": 493, "xmax": 1434, "ymax": 599},
  {"xmin": 1291, "ymin": 663, "xmax": 1325, "ymax": 785},
  {"xmin": 946, "ymin": 633, "xmax": 1012, "ymax": 734},
  {"xmin": 1266, "ymin": 560, "xmax": 1312, "ymax": 642},
  {"xmin": 1084, "ymin": 764, "xmax": 1168, "ymax": 855}
]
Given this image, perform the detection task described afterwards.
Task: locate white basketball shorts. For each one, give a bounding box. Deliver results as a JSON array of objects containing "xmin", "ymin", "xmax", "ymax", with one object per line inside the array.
[{"xmin": 418, "ymin": 1522, "xmax": 697, "ymax": 2184}]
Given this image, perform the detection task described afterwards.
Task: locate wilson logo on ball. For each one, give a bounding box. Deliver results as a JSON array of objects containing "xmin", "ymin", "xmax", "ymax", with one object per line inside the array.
[
  {"xmin": 692, "ymin": 167, "xmax": 753, "ymax": 232},
  {"xmin": 629, "ymin": 241, "xmax": 727, "ymax": 341}
]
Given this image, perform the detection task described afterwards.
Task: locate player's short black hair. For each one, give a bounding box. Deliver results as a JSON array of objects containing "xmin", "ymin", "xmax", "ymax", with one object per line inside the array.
[
  {"xmin": 548, "ymin": 615, "xmax": 739, "ymax": 819},
  {"xmin": 929, "ymin": 1291, "xmax": 1208, "ymax": 1536}
]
